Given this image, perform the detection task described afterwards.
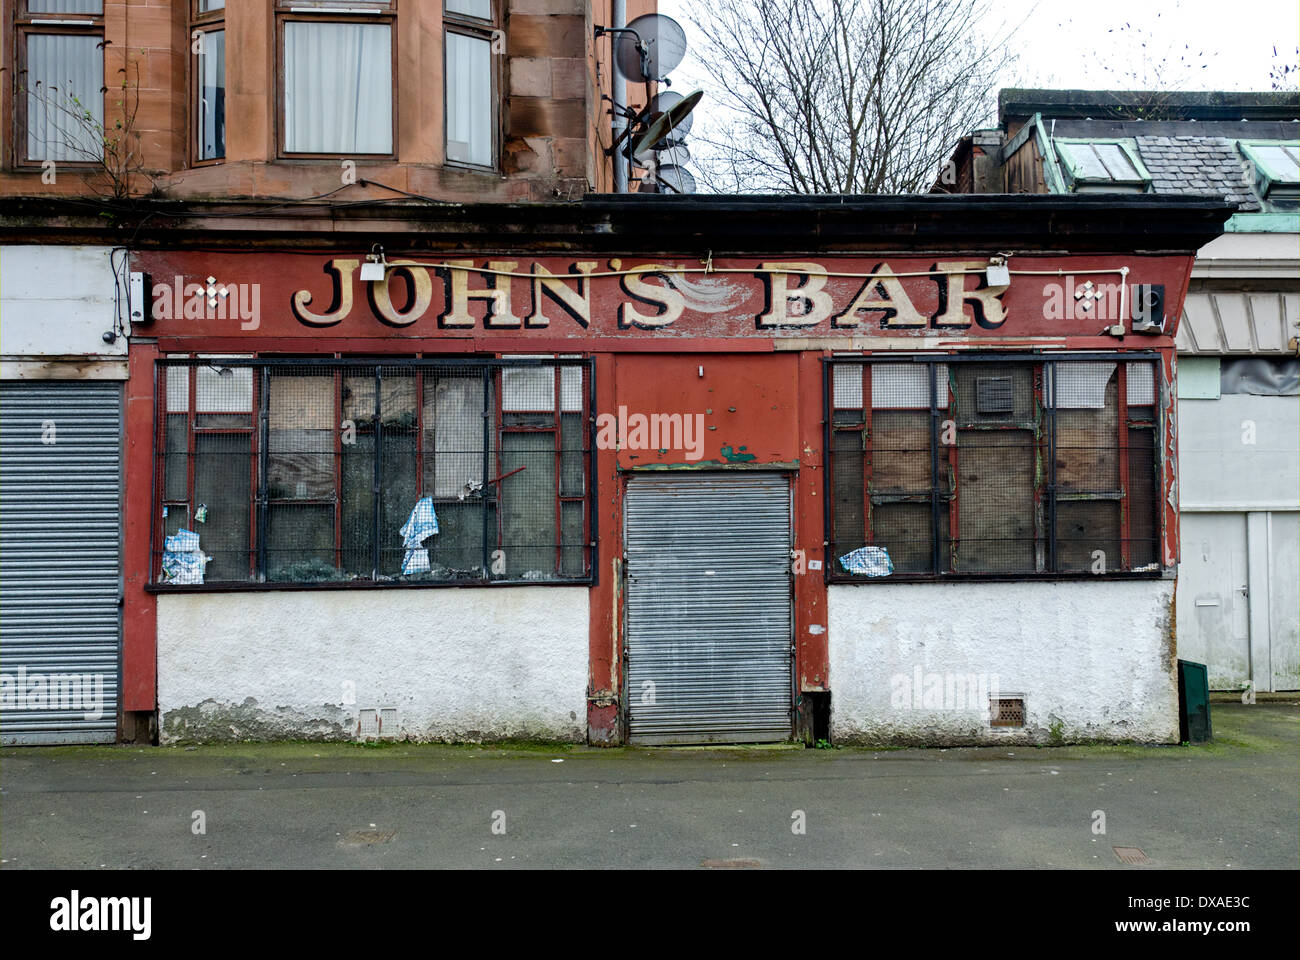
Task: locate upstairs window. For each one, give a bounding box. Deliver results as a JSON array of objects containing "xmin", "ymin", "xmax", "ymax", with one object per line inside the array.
[
  {"xmin": 191, "ymin": 1, "xmax": 225, "ymax": 162},
  {"xmin": 1055, "ymin": 139, "xmax": 1151, "ymax": 193},
  {"xmin": 1238, "ymin": 140, "xmax": 1300, "ymax": 205},
  {"xmin": 15, "ymin": 1, "xmax": 105, "ymax": 164},
  {"xmin": 278, "ymin": 1, "xmax": 394, "ymax": 156},
  {"xmin": 827, "ymin": 356, "xmax": 1162, "ymax": 581},
  {"xmin": 444, "ymin": 0, "xmax": 497, "ymax": 168}
]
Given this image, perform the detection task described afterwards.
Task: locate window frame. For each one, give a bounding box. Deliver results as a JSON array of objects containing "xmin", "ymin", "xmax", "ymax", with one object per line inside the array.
[
  {"xmin": 1237, "ymin": 139, "xmax": 1300, "ymax": 200},
  {"xmin": 1054, "ymin": 138, "xmax": 1152, "ymax": 193},
  {"xmin": 822, "ymin": 353, "xmax": 1165, "ymax": 583},
  {"xmin": 274, "ymin": 0, "xmax": 398, "ymax": 160},
  {"xmin": 189, "ymin": 1, "xmax": 226, "ymax": 165},
  {"xmin": 10, "ymin": 0, "xmax": 106, "ymax": 170},
  {"xmin": 442, "ymin": 0, "xmax": 500, "ymax": 172},
  {"xmin": 150, "ymin": 356, "xmax": 597, "ymax": 591}
]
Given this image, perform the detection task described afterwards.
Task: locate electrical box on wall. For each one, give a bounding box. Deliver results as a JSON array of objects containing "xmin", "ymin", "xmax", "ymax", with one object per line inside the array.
[
  {"xmin": 1130, "ymin": 284, "xmax": 1166, "ymax": 335},
  {"xmin": 129, "ymin": 271, "xmax": 151, "ymax": 326}
]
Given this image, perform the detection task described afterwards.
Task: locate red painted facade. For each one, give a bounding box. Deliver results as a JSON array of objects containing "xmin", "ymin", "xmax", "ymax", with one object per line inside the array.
[{"xmin": 126, "ymin": 246, "xmax": 1198, "ymax": 741}]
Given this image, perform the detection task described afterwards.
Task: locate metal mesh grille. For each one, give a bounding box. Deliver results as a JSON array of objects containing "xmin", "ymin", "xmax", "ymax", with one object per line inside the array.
[
  {"xmin": 990, "ymin": 697, "xmax": 1025, "ymax": 727},
  {"xmin": 828, "ymin": 357, "xmax": 1162, "ymax": 579},
  {"xmin": 154, "ymin": 358, "xmax": 593, "ymax": 585}
]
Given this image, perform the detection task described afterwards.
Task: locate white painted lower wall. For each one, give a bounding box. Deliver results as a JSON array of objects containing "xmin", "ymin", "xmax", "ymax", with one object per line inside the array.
[
  {"xmin": 157, "ymin": 588, "xmax": 588, "ymax": 743},
  {"xmin": 828, "ymin": 580, "xmax": 1178, "ymax": 745}
]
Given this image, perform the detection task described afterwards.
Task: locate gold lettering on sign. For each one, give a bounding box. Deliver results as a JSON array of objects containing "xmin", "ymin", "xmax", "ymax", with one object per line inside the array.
[
  {"xmin": 831, "ymin": 264, "xmax": 927, "ymax": 328},
  {"xmin": 528, "ymin": 262, "xmax": 598, "ymax": 328},
  {"xmin": 440, "ymin": 260, "xmax": 522, "ymax": 327},
  {"xmin": 369, "ymin": 261, "xmax": 433, "ymax": 327},
  {"xmin": 292, "ymin": 259, "xmax": 359, "ymax": 326},
  {"xmin": 756, "ymin": 263, "xmax": 833, "ymax": 327},
  {"xmin": 931, "ymin": 261, "xmax": 1008, "ymax": 329},
  {"xmin": 620, "ymin": 266, "xmax": 686, "ymax": 328}
]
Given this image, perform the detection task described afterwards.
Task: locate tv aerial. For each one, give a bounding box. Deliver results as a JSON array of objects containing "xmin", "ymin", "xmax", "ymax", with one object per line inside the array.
[{"xmin": 595, "ymin": 14, "xmax": 701, "ymax": 194}]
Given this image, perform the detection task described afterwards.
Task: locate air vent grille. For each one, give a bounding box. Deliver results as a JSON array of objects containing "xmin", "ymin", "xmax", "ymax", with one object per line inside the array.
[
  {"xmin": 976, "ymin": 376, "xmax": 1015, "ymax": 414},
  {"xmin": 990, "ymin": 696, "xmax": 1025, "ymax": 727}
]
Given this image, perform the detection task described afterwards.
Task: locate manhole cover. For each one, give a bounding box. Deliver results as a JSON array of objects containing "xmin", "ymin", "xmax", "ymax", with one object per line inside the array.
[
  {"xmin": 701, "ymin": 858, "xmax": 762, "ymax": 869},
  {"xmin": 1113, "ymin": 846, "xmax": 1151, "ymax": 865},
  {"xmin": 340, "ymin": 829, "xmax": 396, "ymax": 847}
]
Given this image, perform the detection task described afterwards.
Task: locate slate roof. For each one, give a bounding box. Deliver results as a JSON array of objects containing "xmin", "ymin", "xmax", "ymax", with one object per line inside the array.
[{"xmin": 1134, "ymin": 136, "xmax": 1261, "ymax": 211}]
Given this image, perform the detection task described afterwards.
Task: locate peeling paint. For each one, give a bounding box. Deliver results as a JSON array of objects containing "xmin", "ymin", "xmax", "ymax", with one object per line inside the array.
[{"xmin": 720, "ymin": 444, "xmax": 757, "ymax": 462}]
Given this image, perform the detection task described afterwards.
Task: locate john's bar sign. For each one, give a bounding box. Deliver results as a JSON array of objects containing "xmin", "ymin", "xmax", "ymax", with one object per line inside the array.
[{"xmin": 141, "ymin": 253, "xmax": 1180, "ymax": 340}]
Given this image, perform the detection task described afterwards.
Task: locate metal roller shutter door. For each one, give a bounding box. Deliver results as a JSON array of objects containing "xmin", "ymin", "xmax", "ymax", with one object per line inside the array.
[
  {"xmin": 0, "ymin": 381, "xmax": 122, "ymax": 744},
  {"xmin": 625, "ymin": 473, "xmax": 792, "ymax": 744}
]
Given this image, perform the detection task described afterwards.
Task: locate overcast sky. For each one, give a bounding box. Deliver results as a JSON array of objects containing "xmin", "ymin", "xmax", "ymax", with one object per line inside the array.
[{"xmin": 656, "ymin": 0, "xmax": 1299, "ymax": 120}]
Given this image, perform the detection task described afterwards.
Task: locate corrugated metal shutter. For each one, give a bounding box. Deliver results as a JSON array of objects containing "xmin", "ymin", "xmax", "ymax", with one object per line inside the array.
[
  {"xmin": 625, "ymin": 473, "xmax": 792, "ymax": 744},
  {"xmin": 1, "ymin": 381, "xmax": 122, "ymax": 744}
]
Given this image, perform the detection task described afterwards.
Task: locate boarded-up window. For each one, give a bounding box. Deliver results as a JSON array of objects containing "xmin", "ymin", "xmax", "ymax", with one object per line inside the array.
[{"xmin": 828, "ymin": 357, "xmax": 1162, "ymax": 579}]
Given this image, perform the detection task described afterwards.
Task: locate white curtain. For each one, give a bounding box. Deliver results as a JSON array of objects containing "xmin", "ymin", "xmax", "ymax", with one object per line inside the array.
[
  {"xmin": 197, "ymin": 29, "xmax": 225, "ymax": 160},
  {"xmin": 29, "ymin": 1, "xmax": 102, "ymax": 12},
  {"xmin": 445, "ymin": 32, "xmax": 491, "ymax": 166},
  {"xmin": 284, "ymin": 21, "xmax": 392, "ymax": 154},
  {"xmin": 446, "ymin": 0, "xmax": 491, "ymax": 19},
  {"xmin": 26, "ymin": 33, "xmax": 103, "ymax": 162}
]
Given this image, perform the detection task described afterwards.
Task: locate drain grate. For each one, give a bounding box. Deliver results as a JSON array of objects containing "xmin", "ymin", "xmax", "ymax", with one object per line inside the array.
[
  {"xmin": 701, "ymin": 858, "xmax": 762, "ymax": 869},
  {"xmin": 340, "ymin": 829, "xmax": 396, "ymax": 847},
  {"xmin": 1113, "ymin": 846, "xmax": 1151, "ymax": 865}
]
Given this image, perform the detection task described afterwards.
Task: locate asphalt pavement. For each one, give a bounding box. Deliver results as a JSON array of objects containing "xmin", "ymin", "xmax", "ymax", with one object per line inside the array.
[{"xmin": 1, "ymin": 702, "xmax": 1295, "ymax": 869}]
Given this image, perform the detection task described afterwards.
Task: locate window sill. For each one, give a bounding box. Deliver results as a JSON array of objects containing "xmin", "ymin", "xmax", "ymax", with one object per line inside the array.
[
  {"xmin": 826, "ymin": 571, "xmax": 1168, "ymax": 584},
  {"xmin": 444, "ymin": 159, "xmax": 500, "ymax": 176},
  {"xmin": 147, "ymin": 576, "xmax": 595, "ymax": 594},
  {"xmin": 276, "ymin": 154, "xmax": 398, "ymax": 162}
]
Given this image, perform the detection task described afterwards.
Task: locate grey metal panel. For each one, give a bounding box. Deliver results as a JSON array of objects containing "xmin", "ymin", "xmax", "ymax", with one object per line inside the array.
[
  {"xmin": 0, "ymin": 381, "xmax": 121, "ymax": 744},
  {"xmin": 1178, "ymin": 292, "xmax": 1300, "ymax": 356},
  {"xmin": 1176, "ymin": 512, "xmax": 1251, "ymax": 690},
  {"xmin": 1267, "ymin": 511, "xmax": 1300, "ymax": 691},
  {"xmin": 625, "ymin": 473, "xmax": 792, "ymax": 744}
]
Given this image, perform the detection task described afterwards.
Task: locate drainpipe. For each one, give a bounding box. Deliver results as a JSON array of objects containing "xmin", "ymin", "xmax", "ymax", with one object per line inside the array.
[{"xmin": 611, "ymin": 0, "xmax": 628, "ymax": 193}]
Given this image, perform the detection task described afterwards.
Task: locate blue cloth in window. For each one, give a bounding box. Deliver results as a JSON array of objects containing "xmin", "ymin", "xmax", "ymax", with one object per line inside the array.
[
  {"xmin": 399, "ymin": 497, "xmax": 440, "ymax": 575},
  {"xmin": 839, "ymin": 546, "xmax": 893, "ymax": 577},
  {"xmin": 162, "ymin": 528, "xmax": 209, "ymax": 584}
]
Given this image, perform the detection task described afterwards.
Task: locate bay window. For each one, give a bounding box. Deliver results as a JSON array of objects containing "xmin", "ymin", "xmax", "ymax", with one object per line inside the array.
[
  {"xmin": 278, "ymin": 2, "xmax": 394, "ymax": 156},
  {"xmin": 191, "ymin": 1, "xmax": 225, "ymax": 162},
  {"xmin": 444, "ymin": 0, "xmax": 497, "ymax": 168}
]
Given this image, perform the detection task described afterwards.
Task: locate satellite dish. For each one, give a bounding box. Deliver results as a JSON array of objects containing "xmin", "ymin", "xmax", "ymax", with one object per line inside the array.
[
  {"xmin": 627, "ymin": 89, "xmax": 703, "ymax": 161},
  {"xmin": 647, "ymin": 91, "xmax": 696, "ymax": 139},
  {"xmin": 614, "ymin": 14, "xmax": 688, "ymax": 83},
  {"xmin": 639, "ymin": 164, "xmax": 696, "ymax": 195},
  {"xmin": 657, "ymin": 165, "xmax": 696, "ymax": 194},
  {"xmin": 653, "ymin": 142, "xmax": 691, "ymax": 166}
]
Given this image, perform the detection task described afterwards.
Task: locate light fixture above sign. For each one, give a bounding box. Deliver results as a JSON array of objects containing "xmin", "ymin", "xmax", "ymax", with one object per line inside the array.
[{"xmin": 360, "ymin": 244, "xmax": 388, "ymax": 283}]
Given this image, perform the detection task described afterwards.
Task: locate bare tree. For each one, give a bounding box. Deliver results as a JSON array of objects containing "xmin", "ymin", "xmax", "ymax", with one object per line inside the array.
[
  {"xmin": 682, "ymin": 0, "xmax": 1015, "ymax": 193},
  {"xmin": 1269, "ymin": 45, "xmax": 1298, "ymax": 92},
  {"xmin": 1044, "ymin": 8, "xmax": 1221, "ymax": 122}
]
